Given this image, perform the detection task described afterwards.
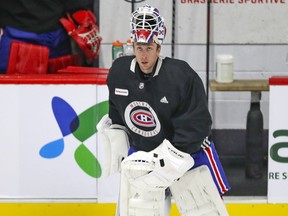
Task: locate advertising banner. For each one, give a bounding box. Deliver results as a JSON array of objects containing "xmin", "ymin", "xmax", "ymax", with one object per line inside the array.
[
  {"xmin": 268, "ymin": 78, "xmax": 288, "ymax": 203},
  {"xmin": 0, "ymin": 84, "xmax": 114, "ymax": 199}
]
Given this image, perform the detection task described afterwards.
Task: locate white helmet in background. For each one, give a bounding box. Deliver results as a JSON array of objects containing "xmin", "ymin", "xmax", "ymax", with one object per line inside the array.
[{"xmin": 130, "ymin": 5, "xmax": 166, "ymax": 45}]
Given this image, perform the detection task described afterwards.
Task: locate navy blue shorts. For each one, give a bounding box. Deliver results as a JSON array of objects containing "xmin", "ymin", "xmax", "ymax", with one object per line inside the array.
[{"xmin": 191, "ymin": 141, "xmax": 231, "ymax": 195}]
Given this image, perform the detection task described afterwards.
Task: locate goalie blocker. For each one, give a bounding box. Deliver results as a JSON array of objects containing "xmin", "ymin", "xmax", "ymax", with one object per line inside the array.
[{"xmin": 126, "ymin": 138, "xmax": 230, "ymax": 195}]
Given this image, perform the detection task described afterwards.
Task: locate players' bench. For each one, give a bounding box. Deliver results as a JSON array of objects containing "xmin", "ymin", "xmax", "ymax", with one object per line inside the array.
[{"xmin": 210, "ymin": 79, "xmax": 269, "ymax": 179}]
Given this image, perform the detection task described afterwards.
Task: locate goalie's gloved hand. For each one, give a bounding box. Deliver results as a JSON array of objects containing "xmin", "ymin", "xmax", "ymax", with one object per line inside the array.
[{"xmin": 121, "ymin": 139, "xmax": 195, "ymax": 190}]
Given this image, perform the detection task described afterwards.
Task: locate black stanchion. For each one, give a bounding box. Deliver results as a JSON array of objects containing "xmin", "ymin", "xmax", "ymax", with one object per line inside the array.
[{"xmin": 245, "ymin": 91, "xmax": 264, "ymax": 179}]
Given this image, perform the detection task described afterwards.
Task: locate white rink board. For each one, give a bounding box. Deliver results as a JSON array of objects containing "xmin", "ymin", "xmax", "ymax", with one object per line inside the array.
[
  {"xmin": 268, "ymin": 84, "xmax": 288, "ymax": 203},
  {"xmin": 0, "ymin": 84, "xmax": 116, "ymax": 200}
]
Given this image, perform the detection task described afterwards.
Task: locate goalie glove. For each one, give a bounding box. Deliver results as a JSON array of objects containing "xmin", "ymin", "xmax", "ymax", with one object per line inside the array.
[
  {"xmin": 60, "ymin": 10, "xmax": 102, "ymax": 61},
  {"xmin": 97, "ymin": 114, "xmax": 129, "ymax": 177},
  {"xmin": 121, "ymin": 139, "xmax": 195, "ymax": 190}
]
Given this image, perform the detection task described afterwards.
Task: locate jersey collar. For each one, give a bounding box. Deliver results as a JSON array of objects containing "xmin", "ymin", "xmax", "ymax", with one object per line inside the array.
[{"xmin": 130, "ymin": 56, "xmax": 165, "ymax": 77}]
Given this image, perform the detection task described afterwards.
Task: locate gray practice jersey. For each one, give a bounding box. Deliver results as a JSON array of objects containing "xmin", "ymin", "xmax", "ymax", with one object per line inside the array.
[{"xmin": 107, "ymin": 55, "xmax": 212, "ymax": 154}]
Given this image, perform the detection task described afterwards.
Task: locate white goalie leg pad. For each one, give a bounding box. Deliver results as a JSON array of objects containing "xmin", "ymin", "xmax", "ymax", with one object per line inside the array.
[
  {"xmin": 119, "ymin": 170, "xmax": 171, "ymax": 216},
  {"xmin": 169, "ymin": 165, "xmax": 229, "ymax": 216}
]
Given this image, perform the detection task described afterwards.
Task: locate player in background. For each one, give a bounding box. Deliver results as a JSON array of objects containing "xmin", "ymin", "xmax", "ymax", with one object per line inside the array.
[
  {"xmin": 0, "ymin": 0, "xmax": 96, "ymax": 73},
  {"xmin": 97, "ymin": 4, "xmax": 231, "ymax": 216}
]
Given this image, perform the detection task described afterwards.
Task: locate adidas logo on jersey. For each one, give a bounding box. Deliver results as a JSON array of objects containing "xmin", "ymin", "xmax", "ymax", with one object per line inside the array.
[{"xmin": 160, "ymin": 96, "xmax": 169, "ymax": 104}]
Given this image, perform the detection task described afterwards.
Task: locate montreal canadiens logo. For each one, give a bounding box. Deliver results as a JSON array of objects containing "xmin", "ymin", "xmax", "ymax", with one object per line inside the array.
[
  {"xmin": 131, "ymin": 109, "xmax": 156, "ymax": 127},
  {"xmin": 124, "ymin": 101, "xmax": 161, "ymax": 137}
]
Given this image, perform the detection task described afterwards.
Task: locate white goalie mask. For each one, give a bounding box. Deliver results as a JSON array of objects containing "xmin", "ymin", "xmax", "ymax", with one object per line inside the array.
[{"xmin": 130, "ymin": 5, "xmax": 166, "ymax": 45}]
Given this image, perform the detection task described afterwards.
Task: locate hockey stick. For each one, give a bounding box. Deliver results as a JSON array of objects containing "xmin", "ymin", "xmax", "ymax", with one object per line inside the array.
[
  {"xmin": 124, "ymin": 0, "xmax": 145, "ymax": 13},
  {"xmin": 171, "ymin": 0, "xmax": 176, "ymax": 58},
  {"xmin": 206, "ymin": 1, "xmax": 211, "ymax": 101}
]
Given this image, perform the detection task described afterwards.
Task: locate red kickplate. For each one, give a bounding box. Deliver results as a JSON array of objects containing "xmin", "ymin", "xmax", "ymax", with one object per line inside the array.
[
  {"xmin": 7, "ymin": 41, "xmax": 49, "ymax": 75},
  {"xmin": 269, "ymin": 76, "xmax": 288, "ymax": 85}
]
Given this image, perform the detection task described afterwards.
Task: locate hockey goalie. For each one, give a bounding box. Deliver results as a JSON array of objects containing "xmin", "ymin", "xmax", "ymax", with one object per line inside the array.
[{"xmin": 97, "ymin": 4, "xmax": 231, "ymax": 216}]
